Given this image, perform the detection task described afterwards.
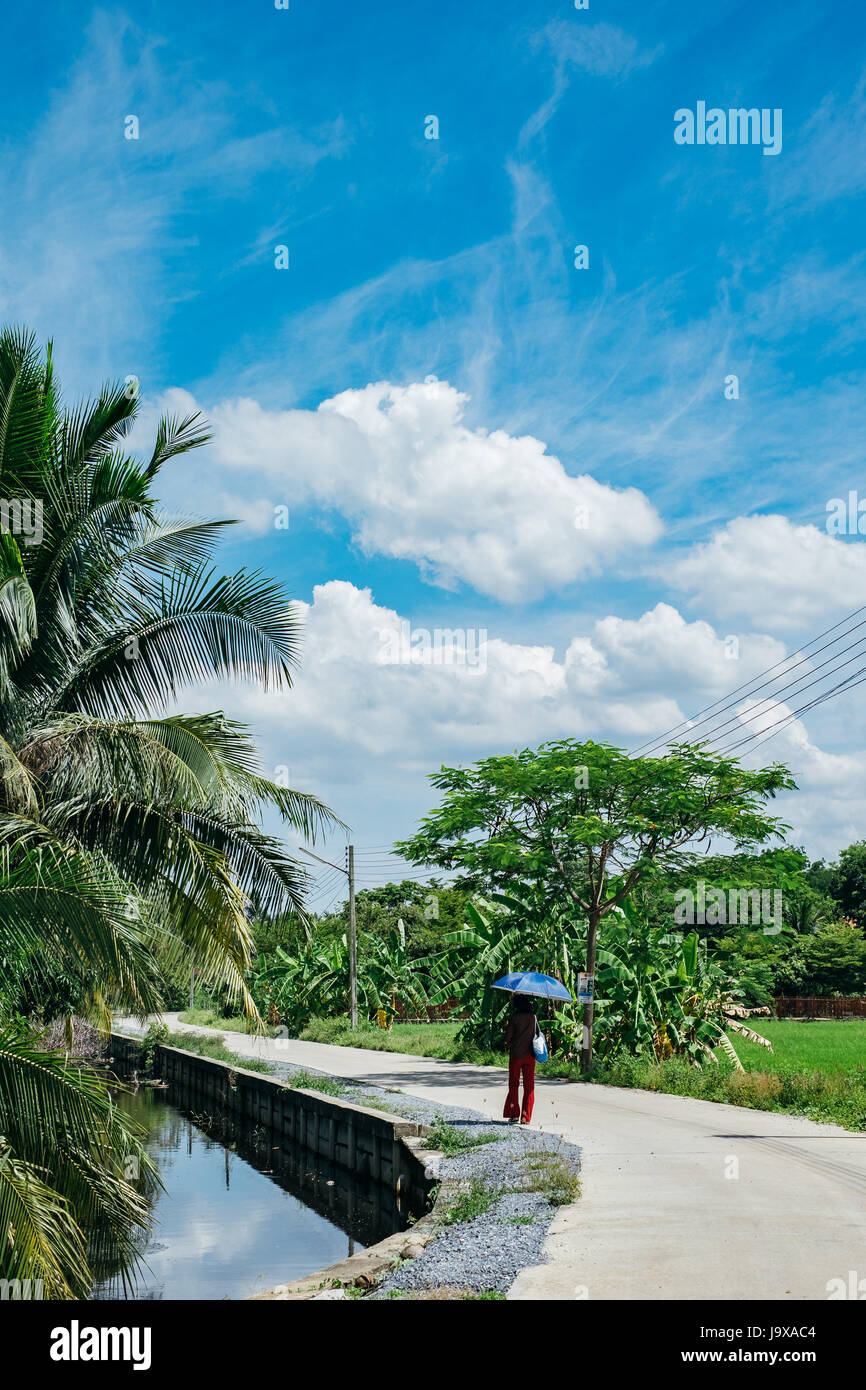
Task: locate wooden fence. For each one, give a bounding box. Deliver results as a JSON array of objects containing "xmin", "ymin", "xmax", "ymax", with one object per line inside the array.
[{"xmin": 774, "ymin": 996, "xmax": 866, "ymax": 1019}]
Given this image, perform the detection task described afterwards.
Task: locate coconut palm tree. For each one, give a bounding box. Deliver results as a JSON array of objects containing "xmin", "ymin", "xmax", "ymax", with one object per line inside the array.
[{"xmin": 0, "ymin": 327, "xmax": 341, "ymax": 1294}]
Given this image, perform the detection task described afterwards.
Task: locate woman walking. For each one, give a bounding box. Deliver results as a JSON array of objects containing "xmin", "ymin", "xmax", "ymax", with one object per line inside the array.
[{"xmin": 503, "ymin": 995, "xmax": 537, "ymax": 1125}]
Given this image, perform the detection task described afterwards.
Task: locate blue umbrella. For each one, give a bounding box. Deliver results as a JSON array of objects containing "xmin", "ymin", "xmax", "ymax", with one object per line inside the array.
[{"xmin": 492, "ymin": 971, "xmax": 572, "ymax": 1001}]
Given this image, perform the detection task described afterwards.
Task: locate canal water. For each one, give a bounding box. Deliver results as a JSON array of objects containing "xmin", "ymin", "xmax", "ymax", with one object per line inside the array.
[{"xmin": 91, "ymin": 1087, "xmax": 407, "ymax": 1301}]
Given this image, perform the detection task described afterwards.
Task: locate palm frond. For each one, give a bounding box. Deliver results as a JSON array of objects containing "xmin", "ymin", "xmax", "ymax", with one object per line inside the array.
[
  {"xmin": 0, "ymin": 1024, "xmax": 156, "ymax": 1295},
  {"xmin": 0, "ymin": 832, "xmax": 160, "ymax": 1016},
  {"xmin": 0, "ymin": 531, "xmax": 37, "ymax": 681},
  {"xmin": 54, "ymin": 565, "xmax": 301, "ymax": 717},
  {"xmin": 146, "ymin": 411, "xmax": 213, "ymax": 478},
  {"xmin": 0, "ymin": 327, "xmax": 54, "ymax": 491}
]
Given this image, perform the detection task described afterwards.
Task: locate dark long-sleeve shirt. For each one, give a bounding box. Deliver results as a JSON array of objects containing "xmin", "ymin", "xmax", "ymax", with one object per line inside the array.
[{"xmin": 504, "ymin": 1012, "xmax": 537, "ymax": 1059}]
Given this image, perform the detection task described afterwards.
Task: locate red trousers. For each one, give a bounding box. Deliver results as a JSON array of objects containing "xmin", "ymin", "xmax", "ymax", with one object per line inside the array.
[{"xmin": 503, "ymin": 1055, "xmax": 535, "ymax": 1122}]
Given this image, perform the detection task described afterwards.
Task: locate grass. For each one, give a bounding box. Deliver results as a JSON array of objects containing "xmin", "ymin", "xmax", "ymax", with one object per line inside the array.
[
  {"xmin": 161, "ymin": 1029, "xmax": 273, "ymax": 1074},
  {"xmin": 441, "ymin": 1178, "xmax": 501, "ymax": 1225},
  {"xmin": 350, "ymin": 1094, "xmax": 407, "ymax": 1115},
  {"xmin": 725, "ymin": 1019, "xmax": 866, "ymax": 1073},
  {"xmin": 594, "ymin": 1022, "xmax": 866, "ymax": 1130},
  {"xmin": 283, "ymin": 1069, "xmax": 344, "ymax": 1097},
  {"xmin": 178, "ymin": 1007, "xmax": 267, "ymax": 1035},
  {"xmin": 426, "ymin": 1116, "xmax": 502, "ymax": 1157},
  {"xmin": 595, "ymin": 1052, "xmax": 866, "ymax": 1131},
  {"xmin": 299, "ymin": 1016, "xmax": 469, "ymax": 1057},
  {"xmin": 516, "ymin": 1152, "xmax": 581, "ymax": 1206}
]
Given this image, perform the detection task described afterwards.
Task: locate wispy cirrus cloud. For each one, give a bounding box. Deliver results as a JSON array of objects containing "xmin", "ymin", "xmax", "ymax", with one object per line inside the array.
[
  {"xmin": 771, "ymin": 73, "xmax": 866, "ymax": 212},
  {"xmin": 0, "ymin": 9, "xmax": 347, "ymax": 388}
]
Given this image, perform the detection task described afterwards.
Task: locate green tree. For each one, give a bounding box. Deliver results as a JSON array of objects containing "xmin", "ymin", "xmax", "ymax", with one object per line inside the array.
[
  {"xmin": 314, "ymin": 878, "xmax": 469, "ymax": 954},
  {"xmin": 649, "ymin": 847, "xmax": 833, "ymax": 938},
  {"xmin": 711, "ymin": 928, "xmax": 786, "ymax": 1008},
  {"xmin": 397, "ymin": 740, "xmax": 794, "ymax": 1071},
  {"xmin": 773, "ymin": 923, "xmax": 866, "ymax": 997},
  {"xmin": 825, "ymin": 842, "xmax": 866, "ymax": 928}
]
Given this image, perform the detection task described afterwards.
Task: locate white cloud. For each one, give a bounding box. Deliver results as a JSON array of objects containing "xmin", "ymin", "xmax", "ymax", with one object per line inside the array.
[
  {"xmin": 536, "ymin": 21, "xmax": 663, "ymax": 83},
  {"xmin": 167, "ymin": 580, "xmax": 866, "ymax": 866},
  {"xmin": 772, "ymin": 75, "xmax": 866, "ymax": 213},
  {"xmin": 665, "ymin": 514, "xmax": 866, "ymax": 629},
  {"xmin": 212, "ymin": 585, "xmax": 793, "ymax": 762},
  {"xmin": 196, "ymin": 582, "xmax": 797, "ymax": 828},
  {"xmin": 145, "ymin": 378, "xmax": 663, "ymax": 603}
]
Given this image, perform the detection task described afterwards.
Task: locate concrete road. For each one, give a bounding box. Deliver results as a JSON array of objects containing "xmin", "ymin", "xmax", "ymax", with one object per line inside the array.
[{"xmin": 116, "ymin": 1015, "xmax": 866, "ymax": 1300}]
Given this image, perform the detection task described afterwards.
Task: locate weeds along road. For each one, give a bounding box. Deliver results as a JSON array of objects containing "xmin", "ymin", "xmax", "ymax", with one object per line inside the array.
[{"xmin": 116, "ymin": 1016, "xmax": 866, "ymax": 1301}]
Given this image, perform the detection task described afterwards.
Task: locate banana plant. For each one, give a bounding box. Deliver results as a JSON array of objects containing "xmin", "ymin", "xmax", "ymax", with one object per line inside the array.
[
  {"xmin": 420, "ymin": 899, "xmax": 524, "ymax": 1047},
  {"xmin": 674, "ymin": 930, "xmax": 774, "ymax": 1069},
  {"xmin": 422, "ymin": 889, "xmax": 587, "ymax": 1051},
  {"xmin": 255, "ymin": 921, "xmax": 435, "ymax": 1028},
  {"xmin": 597, "ymin": 895, "xmax": 773, "ymax": 1067}
]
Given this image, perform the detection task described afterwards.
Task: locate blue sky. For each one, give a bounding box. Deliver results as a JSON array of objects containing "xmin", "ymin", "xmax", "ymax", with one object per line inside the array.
[{"xmin": 3, "ymin": 1, "xmax": 866, "ymax": 899}]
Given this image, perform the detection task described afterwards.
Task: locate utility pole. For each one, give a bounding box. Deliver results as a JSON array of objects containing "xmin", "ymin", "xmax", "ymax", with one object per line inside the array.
[
  {"xmin": 189, "ymin": 962, "xmax": 195, "ymax": 1012},
  {"xmin": 300, "ymin": 843, "xmax": 358, "ymax": 1031},
  {"xmin": 347, "ymin": 843, "xmax": 358, "ymax": 1030}
]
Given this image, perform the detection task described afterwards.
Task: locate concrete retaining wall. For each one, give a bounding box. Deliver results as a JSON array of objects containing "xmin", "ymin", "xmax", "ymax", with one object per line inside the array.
[{"xmin": 109, "ymin": 1032, "xmax": 429, "ymax": 1195}]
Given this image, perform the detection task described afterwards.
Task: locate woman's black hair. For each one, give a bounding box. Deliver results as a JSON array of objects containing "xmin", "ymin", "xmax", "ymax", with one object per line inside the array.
[{"xmin": 512, "ymin": 995, "xmax": 533, "ymax": 1014}]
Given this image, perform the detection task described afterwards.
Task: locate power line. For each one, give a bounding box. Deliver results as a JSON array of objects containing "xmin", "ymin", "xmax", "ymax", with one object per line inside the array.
[
  {"xmin": 350, "ymin": 846, "xmax": 412, "ymax": 855},
  {"xmin": 350, "ymin": 861, "xmax": 430, "ymax": 872},
  {"xmin": 683, "ymin": 634, "xmax": 866, "ymax": 752},
  {"xmin": 644, "ymin": 626, "xmax": 866, "ymax": 756},
  {"xmin": 307, "ymin": 863, "xmax": 343, "ymax": 886},
  {"xmin": 350, "ymin": 855, "xmax": 433, "ymax": 872},
  {"xmin": 350, "ymin": 858, "xmax": 438, "ymax": 870},
  {"xmin": 313, "ymin": 884, "xmax": 347, "ymax": 917},
  {"xmin": 633, "ymin": 603, "xmax": 866, "ymax": 757},
  {"xmin": 711, "ymin": 661, "xmax": 866, "ymax": 759},
  {"xmin": 307, "ymin": 882, "xmax": 344, "ymax": 906},
  {"xmin": 310, "ymin": 877, "xmax": 344, "ymax": 902},
  {"xmin": 311, "ymin": 866, "xmax": 344, "ymax": 889},
  {"xmin": 638, "ymin": 604, "xmax": 866, "ymax": 752},
  {"xmin": 351, "ymin": 873, "xmax": 441, "ymax": 884}
]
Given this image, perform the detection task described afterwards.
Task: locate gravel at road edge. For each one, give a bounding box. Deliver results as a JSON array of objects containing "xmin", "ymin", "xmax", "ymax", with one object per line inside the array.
[
  {"xmin": 116, "ymin": 1028, "xmax": 582, "ymax": 1298},
  {"xmin": 266, "ymin": 1055, "xmax": 582, "ymax": 1298}
]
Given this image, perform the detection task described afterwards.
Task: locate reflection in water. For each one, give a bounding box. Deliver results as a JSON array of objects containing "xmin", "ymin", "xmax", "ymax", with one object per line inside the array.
[{"xmin": 91, "ymin": 1086, "xmax": 421, "ymax": 1301}]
